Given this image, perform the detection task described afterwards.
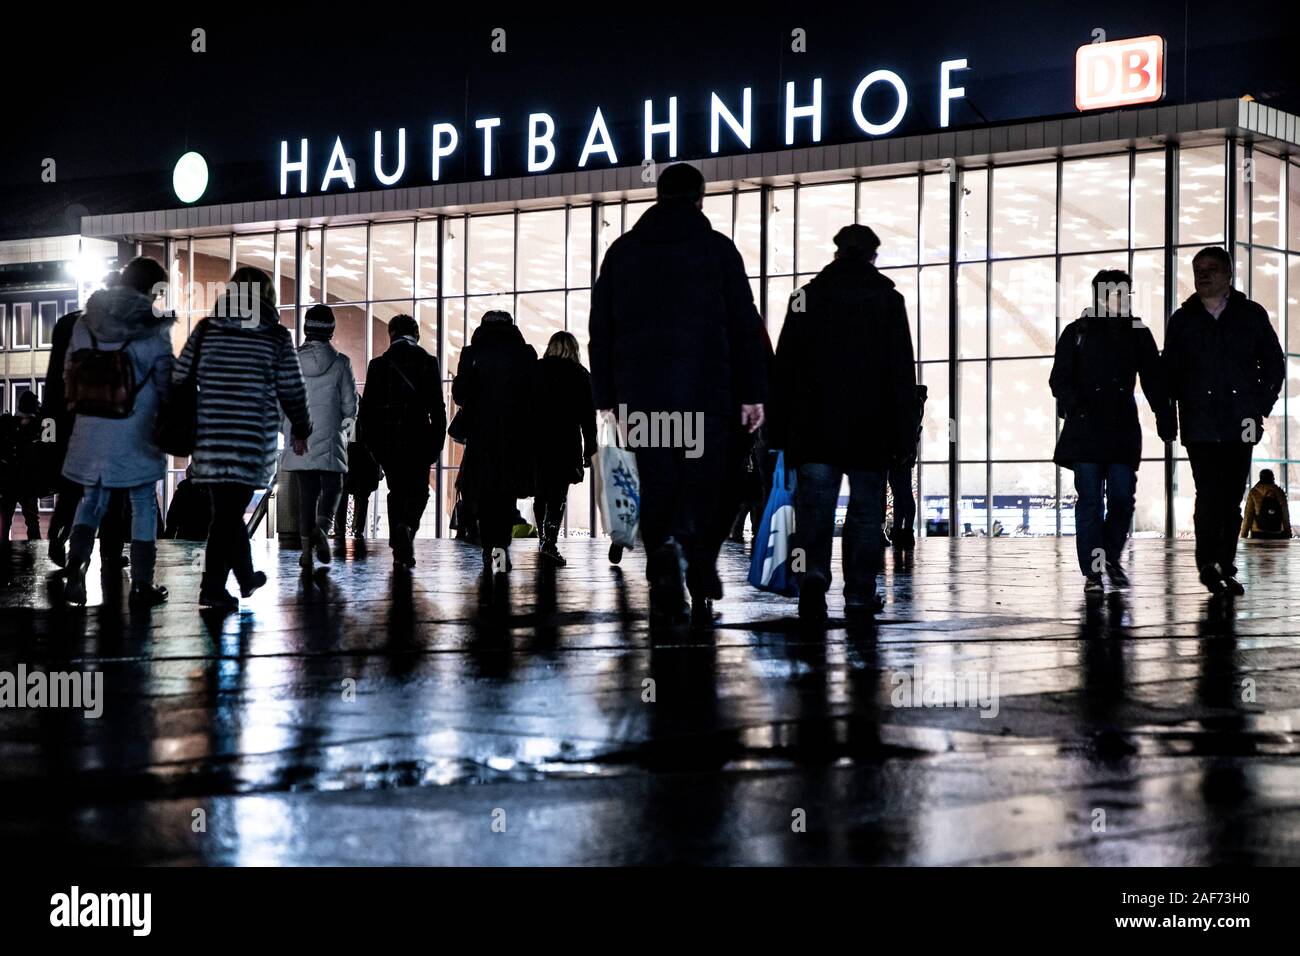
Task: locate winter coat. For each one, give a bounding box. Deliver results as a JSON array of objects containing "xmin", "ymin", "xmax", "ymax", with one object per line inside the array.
[
  {"xmin": 1049, "ymin": 312, "xmax": 1173, "ymax": 470},
  {"xmin": 358, "ymin": 337, "xmax": 446, "ymax": 472},
  {"xmin": 769, "ymin": 255, "xmax": 917, "ymax": 470},
  {"xmin": 534, "ymin": 355, "xmax": 597, "ymax": 490},
  {"xmin": 1163, "ymin": 289, "xmax": 1284, "ymax": 446},
  {"xmin": 39, "ymin": 310, "xmax": 79, "ymax": 458},
  {"xmin": 589, "ymin": 199, "xmax": 768, "ymax": 417},
  {"xmin": 1241, "ymin": 480, "xmax": 1291, "ymax": 537},
  {"xmin": 60, "ymin": 287, "xmax": 175, "ymax": 489},
  {"xmin": 451, "ymin": 322, "xmax": 538, "ymax": 500},
  {"xmin": 172, "ymin": 297, "xmax": 311, "ymax": 488},
  {"xmin": 280, "ymin": 340, "xmax": 357, "ymax": 473}
]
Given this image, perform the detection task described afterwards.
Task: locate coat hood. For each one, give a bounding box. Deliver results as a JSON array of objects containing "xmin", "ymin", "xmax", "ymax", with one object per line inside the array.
[
  {"xmin": 81, "ymin": 287, "xmax": 175, "ymax": 343},
  {"xmin": 298, "ymin": 340, "xmax": 340, "ymax": 377},
  {"xmin": 628, "ymin": 200, "xmax": 713, "ymax": 244},
  {"xmin": 470, "ymin": 320, "xmax": 528, "ymax": 349},
  {"xmin": 808, "ymin": 255, "xmax": 896, "ymax": 303}
]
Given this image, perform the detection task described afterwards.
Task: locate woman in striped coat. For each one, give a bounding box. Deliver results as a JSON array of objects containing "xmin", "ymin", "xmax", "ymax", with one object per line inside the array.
[{"xmin": 173, "ymin": 267, "xmax": 312, "ymax": 610}]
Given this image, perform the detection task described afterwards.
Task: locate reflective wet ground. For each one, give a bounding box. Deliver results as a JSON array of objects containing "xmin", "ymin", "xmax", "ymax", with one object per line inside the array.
[{"xmin": 1, "ymin": 535, "xmax": 1298, "ymax": 865}]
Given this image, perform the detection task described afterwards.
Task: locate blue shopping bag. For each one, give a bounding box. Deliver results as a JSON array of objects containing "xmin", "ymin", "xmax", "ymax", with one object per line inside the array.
[{"xmin": 748, "ymin": 451, "xmax": 799, "ymax": 596}]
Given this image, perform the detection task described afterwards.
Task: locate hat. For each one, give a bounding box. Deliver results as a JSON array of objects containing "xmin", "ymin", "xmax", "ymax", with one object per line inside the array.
[
  {"xmin": 656, "ymin": 162, "xmax": 705, "ymax": 202},
  {"xmin": 304, "ymin": 304, "xmax": 336, "ymax": 341},
  {"xmin": 833, "ymin": 224, "xmax": 881, "ymax": 257}
]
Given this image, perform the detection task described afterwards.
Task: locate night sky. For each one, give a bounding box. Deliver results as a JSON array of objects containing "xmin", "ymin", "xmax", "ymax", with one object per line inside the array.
[{"xmin": 4, "ymin": 3, "xmax": 1294, "ymax": 239}]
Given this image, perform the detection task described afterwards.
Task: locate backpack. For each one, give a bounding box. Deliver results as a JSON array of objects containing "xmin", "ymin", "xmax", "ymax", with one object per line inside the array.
[
  {"xmin": 1257, "ymin": 490, "xmax": 1285, "ymax": 534},
  {"xmin": 65, "ymin": 330, "xmax": 151, "ymax": 419}
]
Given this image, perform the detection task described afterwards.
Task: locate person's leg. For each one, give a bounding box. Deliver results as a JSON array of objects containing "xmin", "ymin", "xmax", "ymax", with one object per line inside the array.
[
  {"xmin": 891, "ymin": 464, "xmax": 916, "ymax": 531},
  {"xmin": 20, "ymin": 496, "xmax": 42, "ymax": 539},
  {"xmin": 1100, "ymin": 464, "xmax": 1136, "ymax": 564},
  {"xmin": 0, "ymin": 496, "xmax": 15, "ymax": 542},
  {"xmin": 1219, "ymin": 444, "xmax": 1254, "ymax": 578},
  {"xmin": 1185, "ymin": 443, "xmax": 1218, "ymax": 575},
  {"xmin": 334, "ymin": 491, "xmax": 350, "ymax": 540},
  {"xmin": 680, "ymin": 422, "xmax": 727, "ymax": 608},
  {"xmin": 353, "ymin": 494, "xmax": 369, "ymax": 538},
  {"xmin": 63, "ymin": 483, "xmax": 112, "ymax": 603},
  {"xmin": 199, "ymin": 485, "xmax": 230, "ymax": 599},
  {"xmin": 843, "ymin": 469, "xmax": 887, "ymax": 609},
  {"xmin": 317, "ymin": 473, "xmax": 343, "ymax": 536},
  {"xmin": 1072, "ymin": 463, "xmax": 1105, "ymax": 578},
  {"xmin": 794, "ymin": 462, "xmax": 840, "ymax": 617},
  {"xmin": 202, "ymin": 484, "xmax": 256, "ymax": 599},
  {"xmin": 295, "ymin": 471, "xmax": 322, "ymax": 568},
  {"xmin": 126, "ymin": 482, "xmax": 166, "ymax": 602},
  {"xmin": 45, "ymin": 478, "xmax": 81, "ymax": 566}
]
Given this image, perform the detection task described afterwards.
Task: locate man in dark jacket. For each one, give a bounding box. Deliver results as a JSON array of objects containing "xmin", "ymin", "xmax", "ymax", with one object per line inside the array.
[
  {"xmin": 1163, "ymin": 246, "xmax": 1284, "ymax": 595},
  {"xmin": 452, "ymin": 310, "xmax": 538, "ymax": 573},
  {"xmin": 359, "ymin": 313, "xmax": 446, "ymax": 569},
  {"xmin": 0, "ymin": 391, "xmax": 43, "ymax": 542},
  {"xmin": 589, "ymin": 162, "xmax": 769, "ymax": 626},
  {"xmin": 770, "ymin": 225, "xmax": 916, "ymax": 622},
  {"xmin": 1051, "ymin": 269, "xmax": 1175, "ymax": 593}
]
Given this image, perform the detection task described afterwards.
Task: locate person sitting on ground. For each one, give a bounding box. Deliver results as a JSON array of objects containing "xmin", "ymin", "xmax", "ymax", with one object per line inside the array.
[
  {"xmin": 164, "ymin": 464, "xmax": 212, "ymax": 541},
  {"xmin": 1241, "ymin": 469, "xmax": 1292, "ymax": 539}
]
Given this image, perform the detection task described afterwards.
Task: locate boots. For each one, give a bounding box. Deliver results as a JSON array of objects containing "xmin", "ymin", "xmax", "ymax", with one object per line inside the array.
[
  {"xmin": 539, "ymin": 521, "xmax": 565, "ymax": 566},
  {"xmin": 299, "ymin": 536, "xmax": 314, "ymax": 571},
  {"xmin": 62, "ymin": 525, "xmax": 97, "ymax": 605},
  {"xmin": 128, "ymin": 540, "xmax": 168, "ymax": 606},
  {"xmin": 647, "ymin": 538, "xmax": 689, "ymax": 627}
]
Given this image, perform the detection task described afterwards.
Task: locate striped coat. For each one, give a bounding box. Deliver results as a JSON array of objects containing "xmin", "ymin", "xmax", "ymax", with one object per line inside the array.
[{"xmin": 174, "ymin": 314, "xmax": 312, "ymax": 488}]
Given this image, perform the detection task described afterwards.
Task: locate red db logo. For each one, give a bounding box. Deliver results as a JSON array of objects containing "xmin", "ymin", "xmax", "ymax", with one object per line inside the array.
[{"xmin": 1075, "ymin": 35, "xmax": 1165, "ymax": 111}]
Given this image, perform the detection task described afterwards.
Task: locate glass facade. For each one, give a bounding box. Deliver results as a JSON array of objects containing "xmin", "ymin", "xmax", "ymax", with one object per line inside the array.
[{"xmin": 25, "ymin": 136, "xmax": 1290, "ymax": 539}]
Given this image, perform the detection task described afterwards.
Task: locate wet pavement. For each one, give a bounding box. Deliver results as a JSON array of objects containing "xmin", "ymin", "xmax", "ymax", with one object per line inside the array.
[{"xmin": 1, "ymin": 534, "xmax": 1298, "ymax": 865}]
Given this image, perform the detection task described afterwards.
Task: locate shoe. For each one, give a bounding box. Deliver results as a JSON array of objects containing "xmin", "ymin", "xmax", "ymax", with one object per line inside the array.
[
  {"xmin": 647, "ymin": 540, "xmax": 688, "ymax": 625},
  {"xmin": 1104, "ymin": 562, "xmax": 1129, "ymax": 588},
  {"xmin": 1198, "ymin": 565, "xmax": 1227, "ymax": 595},
  {"xmin": 199, "ymin": 590, "xmax": 239, "ymax": 611},
  {"xmin": 1084, "ymin": 575, "xmax": 1105, "ymax": 594},
  {"xmin": 63, "ymin": 566, "xmax": 87, "ymax": 606},
  {"xmin": 540, "ymin": 542, "xmax": 567, "ymax": 567},
  {"xmin": 690, "ymin": 595, "xmax": 716, "ymax": 628},
  {"xmin": 48, "ymin": 536, "xmax": 66, "ymax": 568},
  {"xmin": 239, "ymin": 571, "xmax": 267, "ymax": 598},
  {"xmin": 609, "ymin": 543, "xmax": 624, "ymax": 565},
  {"xmin": 129, "ymin": 584, "xmax": 169, "ymax": 607},
  {"xmin": 313, "ymin": 529, "xmax": 331, "ymax": 566},
  {"xmin": 299, "ymin": 543, "xmax": 314, "ymax": 571},
  {"xmin": 798, "ymin": 578, "xmax": 829, "ymax": 623},
  {"xmin": 1222, "ymin": 575, "xmax": 1245, "ymax": 596},
  {"xmin": 891, "ymin": 528, "xmax": 915, "ymax": 551},
  {"xmin": 845, "ymin": 593, "xmax": 885, "ymax": 618}
]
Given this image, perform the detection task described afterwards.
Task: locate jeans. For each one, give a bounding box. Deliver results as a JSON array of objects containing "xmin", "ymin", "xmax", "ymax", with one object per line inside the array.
[
  {"xmin": 795, "ymin": 463, "xmax": 886, "ymax": 604},
  {"xmin": 202, "ymin": 484, "xmax": 255, "ymax": 594},
  {"xmin": 1186, "ymin": 442, "xmax": 1254, "ymax": 574},
  {"xmin": 294, "ymin": 471, "xmax": 342, "ymax": 542},
  {"xmin": 1072, "ymin": 462, "xmax": 1136, "ymax": 576},
  {"xmin": 74, "ymin": 482, "xmax": 158, "ymax": 542}
]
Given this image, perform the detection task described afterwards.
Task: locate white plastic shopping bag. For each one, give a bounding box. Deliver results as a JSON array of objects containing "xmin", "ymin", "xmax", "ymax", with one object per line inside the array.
[{"xmin": 594, "ymin": 417, "xmax": 640, "ymax": 549}]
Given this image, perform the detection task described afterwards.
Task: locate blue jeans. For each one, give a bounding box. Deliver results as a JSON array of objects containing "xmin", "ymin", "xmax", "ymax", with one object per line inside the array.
[
  {"xmin": 74, "ymin": 482, "xmax": 158, "ymax": 542},
  {"xmin": 1072, "ymin": 462, "xmax": 1136, "ymax": 577},
  {"xmin": 795, "ymin": 463, "xmax": 886, "ymax": 604}
]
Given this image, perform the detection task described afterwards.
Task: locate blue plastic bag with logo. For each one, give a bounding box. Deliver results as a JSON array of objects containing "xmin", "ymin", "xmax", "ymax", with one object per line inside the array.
[{"xmin": 748, "ymin": 451, "xmax": 799, "ymax": 596}]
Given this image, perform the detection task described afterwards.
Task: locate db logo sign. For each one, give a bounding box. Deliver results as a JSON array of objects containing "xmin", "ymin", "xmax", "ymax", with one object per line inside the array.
[{"xmin": 1075, "ymin": 35, "xmax": 1165, "ymax": 111}]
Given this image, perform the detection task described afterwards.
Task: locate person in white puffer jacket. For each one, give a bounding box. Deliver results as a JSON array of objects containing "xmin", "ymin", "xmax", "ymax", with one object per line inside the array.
[{"xmin": 280, "ymin": 305, "xmax": 357, "ymax": 571}]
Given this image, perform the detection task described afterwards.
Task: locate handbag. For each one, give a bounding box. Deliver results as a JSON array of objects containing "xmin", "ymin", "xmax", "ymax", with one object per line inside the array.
[
  {"xmin": 447, "ymin": 407, "xmax": 471, "ymax": 444},
  {"xmin": 748, "ymin": 450, "xmax": 800, "ymax": 596},
  {"xmin": 154, "ymin": 321, "xmax": 209, "ymax": 457}
]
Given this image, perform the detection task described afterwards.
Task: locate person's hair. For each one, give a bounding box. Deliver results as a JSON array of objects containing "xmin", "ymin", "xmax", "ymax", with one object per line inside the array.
[
  {"xmin": 481, "ymin": 309, "xmax": 514, "ymax": 325},
  {"xmin": 1192, "ymin": 246, "xmax": 1233, "ymax": 274},
  {"xmin": 656, "ymin": 162, "xmax": 705, "ymax": 202},
  {"xmin": 388, "ymin": 313, "xmax": 418, "ymax": 340},
  {"xmin": 119, "ymin": 256, "xmax": 167, "ymax": 297},
  {"xmin": 1261, "ymin": 468, "xmax": 1275, "ymax": 483},
  {"xmin": 544, "ymin": 330, "xmax": 581, "ymax": 362},
  {"xmin": 1090, "ymin": 269, "xmax": 1133, "ymax": 316},
  {"xmin": 222, "ymin": 266, "xmax": 278, "ymax": 322}
]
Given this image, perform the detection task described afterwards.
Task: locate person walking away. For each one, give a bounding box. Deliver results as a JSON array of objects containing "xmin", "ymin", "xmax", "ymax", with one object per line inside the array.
[
  {"xmin": 589, "ymin": 162, "xmax": 769, "ymax": 626},
  {"xmin": 334, "ymin": 414, "xmax": 380, "ymax": 542},
  {"xmin": 1050, "ymin": 269, "xmax": 1175, "ymax": 594},
  {"xmin": 1241, "ymin": 469, "xmax": 1291, "ymax": 540},
  {"xmin": 769, "ymin": 224, "xmax": 916, "ymax": 623},
  {"xmin": 533, "ymin": 331, "xmax": 597, "ymax": 567},
  {"xmin": 0, "ymin": 391, "xmax": 44, "ymax": 544},
  {"xmin": 358, "ymin": 313, "xmax": 445, "ymax": 569},
  {"xmin": 279, "ymin": 304, "xmax": 357, "ymax": 572},
  {"xmin": 1163, "ymin": 246, "xmax": 1284, "ymax": 595},
  {"xmin": 451, "ymin": 310, "xmax": 537, "ymax": 575},
  {"xmin": 60, "ymin": 257, "xmax": 174, "ymax": 606},
  {"xmin": 174, "ymin": 267, "xmax": 311, "ymax": 610}
]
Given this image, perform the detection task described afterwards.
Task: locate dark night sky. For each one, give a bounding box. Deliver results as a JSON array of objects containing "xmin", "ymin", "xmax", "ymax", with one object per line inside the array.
[{"xmin": 3, "ymin": 3, "xmax": 1294, "ymax": 238}]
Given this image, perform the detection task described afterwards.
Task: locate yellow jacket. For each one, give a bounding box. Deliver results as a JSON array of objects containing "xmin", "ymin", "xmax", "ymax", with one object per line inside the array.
[{"xmin": 1241, "ymin": 482, "xmax": 1292, "ymax": 537}]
